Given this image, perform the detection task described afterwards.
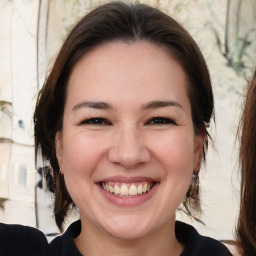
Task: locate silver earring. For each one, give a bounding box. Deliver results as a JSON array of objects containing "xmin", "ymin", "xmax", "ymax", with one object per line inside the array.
[{"xmin": 192, "ymin": 173, "xmax": 197, "ymax": 178}]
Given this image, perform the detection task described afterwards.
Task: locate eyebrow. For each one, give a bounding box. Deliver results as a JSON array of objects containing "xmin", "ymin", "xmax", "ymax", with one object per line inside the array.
[
  {"xmin": 141, "ymin": 100, "xmax": 183, "ymax": 110},
  {"xmin": 72, "ymin": 100, "xmax": 183, "ymax": 111},
  {"xmin": 72, "ymin": 101, "xmax": 113, "ymax": 111}
]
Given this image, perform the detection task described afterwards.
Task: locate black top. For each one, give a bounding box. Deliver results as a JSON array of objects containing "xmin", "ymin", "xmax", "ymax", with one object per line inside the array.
[{"xmin": 0, "ymin": 220, "xmax": 231, "ymax": 256}]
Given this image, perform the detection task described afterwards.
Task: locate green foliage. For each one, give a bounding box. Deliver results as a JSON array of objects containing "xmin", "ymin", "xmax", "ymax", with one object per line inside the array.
[{"xmin": 210, "ymin": 0, "xmax": 256, "ymax": 76}]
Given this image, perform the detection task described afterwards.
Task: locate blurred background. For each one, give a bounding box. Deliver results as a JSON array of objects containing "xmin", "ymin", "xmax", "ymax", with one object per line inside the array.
[{"xmin": 0, "ymin": 0, "xmax": 256, "ymax": 241}]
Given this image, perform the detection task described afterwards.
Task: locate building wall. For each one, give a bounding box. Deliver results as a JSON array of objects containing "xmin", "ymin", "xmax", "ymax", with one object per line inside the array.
[{"xmin": 0, "ymin": 0, "xmax": 40, "ymax": 226}]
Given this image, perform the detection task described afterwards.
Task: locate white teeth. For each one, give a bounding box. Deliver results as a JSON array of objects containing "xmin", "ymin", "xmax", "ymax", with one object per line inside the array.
[
  {"xmin": 114, "ymin": 185, "xmax": 120, "ymax": 195},
  {"xmin": 137, "ymin": 184, "xmax": 143, "ymax": 194},
  {"xmin": 129, "ymin": 184, "xmax": 137, "ymax": 196},
  {"xmin": 120, "ymin": 184, "xmax": 129, "ymax": 196},
  {"xmin": 109, "ymin": 185, "xmax": 114, "ymax": 193},
  {"xmin": 102, "ymin": 182, "xmax": 154, "ymax": 197}
]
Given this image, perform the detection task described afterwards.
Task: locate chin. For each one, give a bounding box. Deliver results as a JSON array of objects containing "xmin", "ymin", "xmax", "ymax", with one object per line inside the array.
[{"xmin": 103, "ymin": 215, "xmax": 152, "ymax": 241}]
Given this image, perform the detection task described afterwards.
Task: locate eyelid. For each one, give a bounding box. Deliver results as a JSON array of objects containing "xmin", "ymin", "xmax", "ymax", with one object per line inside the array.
[
  {"xmin": 146, "ymin": 116, "xmax": 177, "ymax": 125},
  {"xmin": 79, "ymin": 117, "xmax": 112, "ymax": 125}
]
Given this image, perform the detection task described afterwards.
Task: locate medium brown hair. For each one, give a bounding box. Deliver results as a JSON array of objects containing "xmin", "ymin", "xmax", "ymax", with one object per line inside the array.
[
  {"xmin": 236, "ymin": 70, "xmax": 256, "ymax": 255},
  {"xmin": 34, "ymin": 2, "xmax": 214, "ymax": 230}
]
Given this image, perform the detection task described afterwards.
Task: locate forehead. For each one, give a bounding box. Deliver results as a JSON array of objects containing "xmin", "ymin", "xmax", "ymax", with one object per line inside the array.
[{"xmin": 66, "ymin": 41, "xmax": 190, "ymax": 110}]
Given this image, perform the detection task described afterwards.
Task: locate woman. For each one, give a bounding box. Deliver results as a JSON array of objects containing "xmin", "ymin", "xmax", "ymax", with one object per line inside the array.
[
  {"xmin": 0, "ymin": 2, "xmax": 231, "ymax": 255},
  {"xmin": 236, "ymin": 70, "xmax": 256, "ymax": 256}
]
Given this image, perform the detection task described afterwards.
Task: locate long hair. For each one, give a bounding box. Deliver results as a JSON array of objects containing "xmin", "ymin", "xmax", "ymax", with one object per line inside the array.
[{"xmin": 236, "ymin": 70, "xmax": 256, "ymax": 255}]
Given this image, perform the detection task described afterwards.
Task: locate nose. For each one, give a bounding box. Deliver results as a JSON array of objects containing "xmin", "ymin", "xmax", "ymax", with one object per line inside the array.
[{"xmin": 108, "ymin": 126, "xmax": 150, "ymax": 168}]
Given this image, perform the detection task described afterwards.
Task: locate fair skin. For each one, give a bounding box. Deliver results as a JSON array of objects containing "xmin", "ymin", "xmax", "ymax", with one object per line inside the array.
[{"xmin": 56, "ymin": 41, "xmax": 205, "ymax": 256}]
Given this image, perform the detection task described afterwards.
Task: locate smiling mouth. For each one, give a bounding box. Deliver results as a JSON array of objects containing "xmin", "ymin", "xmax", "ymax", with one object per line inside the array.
[{"xmin": 101, "ymin": 181, "xmax": 155, "ymax": 197}]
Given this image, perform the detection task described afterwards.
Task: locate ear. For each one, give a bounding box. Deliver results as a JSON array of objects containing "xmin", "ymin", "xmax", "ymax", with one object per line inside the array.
[
  {"xmin": 55, "ymin": 131, "xmax": 63, "ymax": 170},
  {"xmin": 193, "ymin": 126, "xmax": 206, "ymax": 174}
]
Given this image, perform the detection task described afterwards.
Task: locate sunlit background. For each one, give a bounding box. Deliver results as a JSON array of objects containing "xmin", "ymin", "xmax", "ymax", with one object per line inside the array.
[{"xmin": 0, "ymin": 0, "xmax": 256, "ymax": 241}]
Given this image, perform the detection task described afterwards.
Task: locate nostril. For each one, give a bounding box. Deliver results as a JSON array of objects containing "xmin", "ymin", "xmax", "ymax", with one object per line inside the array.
[{"xmin": 109, "ymin": 149, "xmax": 150, "ymax": 168}]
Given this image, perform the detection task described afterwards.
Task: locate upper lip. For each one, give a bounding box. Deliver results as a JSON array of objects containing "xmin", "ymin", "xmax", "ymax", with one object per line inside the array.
[{"xmin": 96, "ymin": 176, "xmax": 158, "ymax": 183}]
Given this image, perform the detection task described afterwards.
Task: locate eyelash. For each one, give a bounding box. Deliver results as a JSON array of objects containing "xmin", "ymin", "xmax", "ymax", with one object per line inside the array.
[
  {"xmin": 79, "ymin": 116, "xmax": 176, "ymax": 126},
  {"xmin": 80, "ymin": 117, "xmax": 112, "ymax": 125},
  {"xmin": 146, "ymin": 117, "xmax": 177, "ymax": 125}
]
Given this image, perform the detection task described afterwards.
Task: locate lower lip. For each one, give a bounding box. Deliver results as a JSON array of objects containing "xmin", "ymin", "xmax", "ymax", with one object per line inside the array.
[{"xmin": 98, "ymin": 183, "xmax": 159, "ymax": 207}]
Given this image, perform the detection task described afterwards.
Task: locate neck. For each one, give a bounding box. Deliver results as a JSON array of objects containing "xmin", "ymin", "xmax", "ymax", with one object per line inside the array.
[{"xmin": 75, "ymin": 217, "xmax": 183, "ymax": 256}]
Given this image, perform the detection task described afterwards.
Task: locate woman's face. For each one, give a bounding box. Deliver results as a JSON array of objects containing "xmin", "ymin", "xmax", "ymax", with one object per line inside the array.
[{"xmin": 56, "ymin": 41, "xmax": 204, "ymax": 240}]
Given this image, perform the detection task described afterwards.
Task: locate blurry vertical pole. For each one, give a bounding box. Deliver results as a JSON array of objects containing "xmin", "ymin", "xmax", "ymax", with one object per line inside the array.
[
  {"xmin": 37, "ymin": 0, "xmax": 48, "ymax": 91},
  {"xmin": 224, "ymin": 0, "xmax": 230, "ymax": 58},
  {"xmin": 35, "ymin": 0, "xmax": 48, "ymax": 229}
]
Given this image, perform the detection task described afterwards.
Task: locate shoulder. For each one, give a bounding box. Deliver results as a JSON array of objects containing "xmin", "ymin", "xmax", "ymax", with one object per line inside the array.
[
  {"xmin": 48, "ymin": 220, "xmax": 82, "ymax": 256},
  {"xmin": 175, "ymin": 221, "xmax": 232, "ymax": 256},
  {"xmin": 0, "ymin": 222, "xmax": 48, "ymax": 256}
]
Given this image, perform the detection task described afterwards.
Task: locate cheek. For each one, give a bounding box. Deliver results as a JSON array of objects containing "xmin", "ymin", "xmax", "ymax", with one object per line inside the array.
[
  {"xmin": 154, "ymin": 130, "xmax": 195, "ymax": 171},
  {"xmin": 151, "ymin": 131, "xmax": 195, "ymax": 220},
  {"xmin": 61, "ymin": 133, "xmax": 106, "ymax": 205},
  {"xmin": 61, "ymin": 133, "xmax": 105, "ymax": 184}
]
